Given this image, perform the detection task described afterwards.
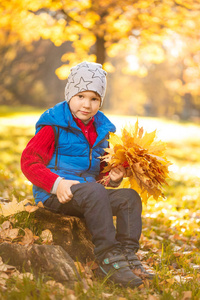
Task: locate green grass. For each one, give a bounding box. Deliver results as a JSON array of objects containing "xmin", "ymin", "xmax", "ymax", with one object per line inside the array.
[
  {"xmin": 0, "ymin": 107, "xmax": 200, "ymax": 299},
  {"xmin": 0, "ymin": 106, "xmax": 44, "ymax": 117},
  {"xmin": 0, "ymin": 275, "xmax": 69, "ymax": 300}
]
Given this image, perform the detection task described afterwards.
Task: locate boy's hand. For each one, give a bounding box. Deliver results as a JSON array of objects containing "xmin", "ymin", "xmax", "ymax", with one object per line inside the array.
[
  {"xmin": 109, "ymin": 165, "xmax": 126, "ymax": 183},
  {"xmin": 56, "ymin": 179, "xmax": 80, "ymax": 204}
]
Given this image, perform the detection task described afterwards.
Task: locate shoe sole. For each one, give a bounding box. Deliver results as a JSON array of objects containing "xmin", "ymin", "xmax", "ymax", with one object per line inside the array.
[{"xmin": 94, "ymin": 267, "xmax": 143, "ymax": 288}]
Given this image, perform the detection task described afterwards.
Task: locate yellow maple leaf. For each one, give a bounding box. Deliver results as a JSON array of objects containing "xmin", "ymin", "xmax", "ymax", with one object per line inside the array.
[
  {"xmin": 137, "ymin": 130, "xmax": 157, "ymax": 149},
  {"xmin": 108, "ymin": 132, "xmax": 123, "ymax": 146}
]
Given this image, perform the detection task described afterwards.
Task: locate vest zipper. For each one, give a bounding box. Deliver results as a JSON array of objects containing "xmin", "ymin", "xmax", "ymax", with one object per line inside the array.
[
  {"xmin": 67, "ymin": 125, "xmax": 92, "ymax": 178},
  {"xmin": 89, "ymin": 148, "xmax": 92, "ymax": 160},
  {"xmin": 79, "ymin": 136, "xmax": 109, "ymax": 179},
  {"xmin": 88, "ymin": 148, "xmax": 92, "ymax": 169},
  {"xmin": 79, "ymin": 147, "xmax": 92, "ymax": 180},
  {"xmin": 65, "ymin": 125, "xmax": 109, "ymax": 180},
  {"xmin": 93, "ymin": 136, "xmax": 108, "ymax": 148}
]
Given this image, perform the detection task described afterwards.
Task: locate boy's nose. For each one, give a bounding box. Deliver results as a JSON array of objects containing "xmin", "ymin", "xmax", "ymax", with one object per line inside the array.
[{"xmin": 83, "ymin": 98, "xmax": 91, "ymax": 107}]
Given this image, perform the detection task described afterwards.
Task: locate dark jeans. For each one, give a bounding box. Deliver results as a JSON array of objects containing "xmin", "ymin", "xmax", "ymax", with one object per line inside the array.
[{"xmin": 44, "ymin": 182, "xmax": 142, "ymax": 261}]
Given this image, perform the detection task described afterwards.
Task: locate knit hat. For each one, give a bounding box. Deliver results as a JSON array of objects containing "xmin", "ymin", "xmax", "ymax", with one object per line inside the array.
[{"xmin": 65, "ymin": 61, "xmax": 107, "ymax": 106}]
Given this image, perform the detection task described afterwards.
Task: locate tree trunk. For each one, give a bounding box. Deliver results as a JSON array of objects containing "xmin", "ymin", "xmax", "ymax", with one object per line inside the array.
[
  {"xmin": 0, "ymin": 208, "xmax": 95, "ymax": 283},
  {"xmin": 96, "ymin": 35, "xmax": 106, "ymax": 65},
  {"xmin": 33, "ymin": 207, "xmax": 95, "ymax": 263}
]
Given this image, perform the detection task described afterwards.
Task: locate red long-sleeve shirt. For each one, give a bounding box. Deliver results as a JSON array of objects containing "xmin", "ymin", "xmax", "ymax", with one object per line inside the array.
[{"xmin": 21, "ymin": 117, "xmax": 99, "ymax": 193}]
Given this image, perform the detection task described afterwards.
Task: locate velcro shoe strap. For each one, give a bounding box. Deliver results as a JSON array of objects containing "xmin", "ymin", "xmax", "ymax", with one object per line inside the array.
[
  {"xmin": 112, "ymin": 260, "xmax": 130, "ymax": 269},
  {"xmin": 129, "ymin": 260, "xmax": 142, "ymax": 267},
  {"xmin": 128, "ymin": 254, "xmax": 142, "ymax": 266},
  {"xmin": 127, "ymin": 253, "xmax": 138, "ymax": 260},
  {"xmin": 103, "ymin": 254, "xmax": 126, "ymax": 265}
]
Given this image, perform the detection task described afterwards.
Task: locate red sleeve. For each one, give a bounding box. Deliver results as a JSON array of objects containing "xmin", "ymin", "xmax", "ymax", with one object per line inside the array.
[{"xmin": 21, "ymin": 126, "xmax": 59, "ymax": 193}]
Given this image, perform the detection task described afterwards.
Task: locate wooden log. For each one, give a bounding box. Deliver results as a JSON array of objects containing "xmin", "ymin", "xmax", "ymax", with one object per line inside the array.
[{"xmin": 0, "ymin": 242, "xmax": 80, "ymax": 284}]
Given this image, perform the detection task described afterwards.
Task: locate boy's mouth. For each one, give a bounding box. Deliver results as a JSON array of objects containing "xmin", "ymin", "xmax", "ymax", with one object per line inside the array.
[{"xmin": 80, "ymin": 111, "xmax": 90, "ymax": 115}]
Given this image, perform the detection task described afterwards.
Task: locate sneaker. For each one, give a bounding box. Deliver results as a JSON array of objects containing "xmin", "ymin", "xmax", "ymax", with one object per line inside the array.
[
  {"xmin": 124, "ymin": 250, "xmax": 155, "ymax": 280},
  {"xmin": 97, "ymin": 248, "xmax": 143, "ymax": 288}
]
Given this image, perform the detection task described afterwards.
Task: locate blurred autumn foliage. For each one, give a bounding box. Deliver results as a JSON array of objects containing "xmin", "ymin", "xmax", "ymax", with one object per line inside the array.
[{"xmin": 0, "ymin": 0, "xmax": 200, "ymax": 119}]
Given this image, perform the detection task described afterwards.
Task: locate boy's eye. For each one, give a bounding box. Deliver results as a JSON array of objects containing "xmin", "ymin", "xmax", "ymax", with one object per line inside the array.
[
  {"xmin": 92, "ymin": 98, "xmax": 99, "ymax": 101},
  {"xmin": 78, "ymin": 95, "xmax": 83, "ymax": 98}
]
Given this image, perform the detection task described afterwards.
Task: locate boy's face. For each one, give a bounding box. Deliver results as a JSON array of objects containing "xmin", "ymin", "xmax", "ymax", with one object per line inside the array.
[{"xmin": 69, "ymin": 91, "xmax": 101, "ymax": 122}]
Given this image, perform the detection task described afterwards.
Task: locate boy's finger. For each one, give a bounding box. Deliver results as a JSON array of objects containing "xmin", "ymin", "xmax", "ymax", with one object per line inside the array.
[
  {"xmin": 67, "ymin": 189, "xmax": 73, "ymax": 197},
  {"xmin": 58, "ymin": 196, "xmax": 65, "ymax": 204},
  {"xmin": 70, "ymin": 180, "xmax": 80, "ymax": 191},
  {"xmin": 118, "ymin": 165, "xmax": 126, "ymax": 172},
  {"xmin": 67, "ymin": 193, "xmax": 73, "ymax": 199},
  {"xmin": 113, "ymin": 168, "xmax": 121, "ymax": 174}
]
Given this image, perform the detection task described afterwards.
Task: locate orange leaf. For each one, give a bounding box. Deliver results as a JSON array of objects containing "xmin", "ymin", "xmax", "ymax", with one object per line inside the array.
[{"xmin": 25, "ymin": 205, "xmax": 39, "ymax": 213}]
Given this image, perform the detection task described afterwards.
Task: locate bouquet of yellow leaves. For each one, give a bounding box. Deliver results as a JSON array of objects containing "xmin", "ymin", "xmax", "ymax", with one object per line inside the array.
[{"xmin": 99, "ymin": 120, "xmax": 171, "ymax": 204}]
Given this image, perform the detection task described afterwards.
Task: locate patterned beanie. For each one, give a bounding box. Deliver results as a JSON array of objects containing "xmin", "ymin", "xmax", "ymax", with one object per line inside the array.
[{"xmin": 65, "ymin": 61, "xmax": 107, "ymax": 106}]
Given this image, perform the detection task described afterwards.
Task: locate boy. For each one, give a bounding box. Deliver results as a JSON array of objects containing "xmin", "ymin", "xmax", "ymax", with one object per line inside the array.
[{"xmin": 21, "ymin": 61, "xmax": 153, "ymax": 288}]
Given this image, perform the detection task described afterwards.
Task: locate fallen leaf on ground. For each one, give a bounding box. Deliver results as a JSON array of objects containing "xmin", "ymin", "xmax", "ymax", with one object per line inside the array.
[
  {"xmin": 67, "ymin": 295, "xmax": 77, "ymax": 300},
  {"xmin": 0, "ymin": 228, "xmax": 19, "ymax": 240},
  {"xmin": 25, "ymin": 204, "xmax": 39, "ymax": 213},
  {"xmin": 147, "ymin": 295, "xmax": 159, "ymax": 300},
  {"xmin": 173, "ymin": 275, "xmax": 193, "ymax": 283},
  {"xmin": 0, "ymin": 278, "xmax": 7, "ymax": 287},
  {"xmin": 0, "ymin": 273, "xmax": 9, "ymax": 280},
  {"xmin": 182, "ymin": 291, "xmax": 192, "ymax": 300},
  {"xmin": 18, "ymin": 272, "xmax": 34, "ymax": 280},
  {"xmin": 74, "ymin": 262, "xmax": 85, "ymax": 275},
  {"xmin": 40, "ymin": 229, "xmax": 53, "ymax": 243},
  {"xmin": 0, "ymin": 221, "xmax": 11, "ymax": 230},
  {"xmin": 0, "ymin": 257, "xmax": 16, "ymax": 273},
  {"xmin": 37, "ymin": 202, "xmax": 44, "ymax": 208},
  {"xmin": 45, "ymin": 281, "xmax": 65, "ymax": 292},
  {"xmin": 21, "ymin": 228, "xmax": 34, "ymax": 246},
  {"xmin": 84, "ymin": 264, "xmax": 94, "ymax": 278},
  {"xmin": 86, "ymin": 261, "xmax": 99, "ymax": 270},
  {"xmin": 101, "ymin": 292, "xmax": 113, "ymax": 298},
  {"xmin": 81, "ymin": 277, "xmax": 90, "ymax": 290},
  {"xmin": 191, "ymin": 264, "xmax": 200, "ymax": 270},
  {"xmin": 0, "ymin": 196, "xmax": 29, "ymax": 217}
]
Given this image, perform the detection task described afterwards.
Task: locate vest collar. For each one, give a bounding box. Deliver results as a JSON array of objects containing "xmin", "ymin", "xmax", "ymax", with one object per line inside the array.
[{"xmin": 36, "ymin": 101, "xmax": 116, "ymax": 142}]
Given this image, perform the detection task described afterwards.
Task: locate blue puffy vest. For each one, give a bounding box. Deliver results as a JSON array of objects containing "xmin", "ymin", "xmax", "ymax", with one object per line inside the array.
[{"xmin": 33, "ymin": 101, "xmax": 116, "ymax": 204}]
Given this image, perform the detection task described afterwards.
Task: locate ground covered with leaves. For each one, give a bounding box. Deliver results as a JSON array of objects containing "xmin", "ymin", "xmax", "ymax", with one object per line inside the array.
[{"xmin": 0, "ymin": 108, "xmax": 200, "ymax": 299}]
